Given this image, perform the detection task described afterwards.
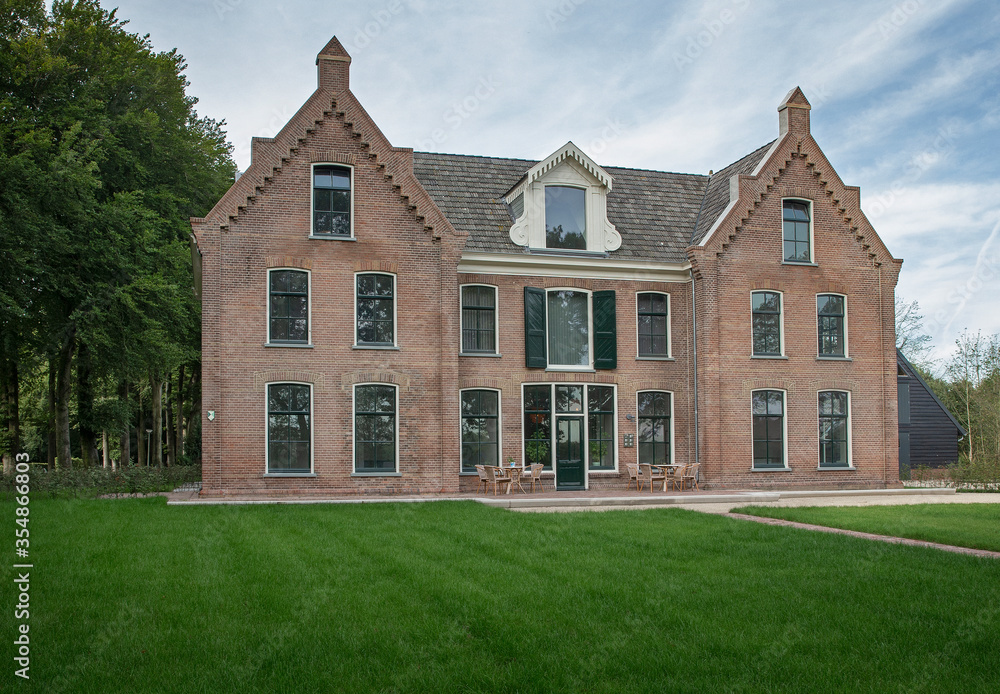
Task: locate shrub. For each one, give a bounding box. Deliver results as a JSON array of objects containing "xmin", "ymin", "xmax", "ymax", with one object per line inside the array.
[{"xmin": 0, "ymin": 464, "xmax": 201, "ymax": 500}]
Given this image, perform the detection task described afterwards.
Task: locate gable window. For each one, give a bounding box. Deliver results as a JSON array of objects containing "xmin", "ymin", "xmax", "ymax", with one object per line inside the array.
[
  {"xmin": 313, "ymin": 165, "xmax": 351, "ymax": 237},
  {"xmin": 267, "ymin": 383, "xmax": 311, "ymax": 474},
  {"xmin": 461, "ymin": 389, "xmax": 499, "ymax": 473},
  {"xmin": 461, "ymin": 285, "xmax": 497, "ymax": 354},
  {"xmin": 356, "ymin": 273, "xmax": 395, "ymax": 346},
  {"xmin": 752, "ymin": 390, "xmax": 786, "ymax": 469},
  {"xmin": 268, "ymin": 270, "xmax": 309, "ymax": 344},
  {"xmin": 818, "ymin": 391, "xmax": 851, "ymax": 468},
  {"xmin": 545, "ymin": 186, "xmax": 587, "ymax": 250},
  {"xmin": 524, "ymin": 288, "xmax": 616, "ymax": 370},
  {"xmin": 751, "ymin": 291, "xmax": 782, "ymax": 356},
  {"xmin": 637, "ymin": 292, "xmax": 669, "ymax": 357},
  {"xmin": 637, "ymin": 391, "xmax": 671, "ymax": 467},
  {"xmin": 782, "ymin": 199, "xmax": 811, "ymax": 263},
  {"xmin": 817, "ymin": 294, "xmax": 846, "ymax": 357},
  {"xmin": 354, "ymin": 384, "xmax": 397, "ymax": 472}
]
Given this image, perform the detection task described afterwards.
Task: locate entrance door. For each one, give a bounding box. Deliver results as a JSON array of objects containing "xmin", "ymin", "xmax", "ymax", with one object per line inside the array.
[{"xmin": 555, "ymin": 416, "xmax": 585, "ymax": 490}]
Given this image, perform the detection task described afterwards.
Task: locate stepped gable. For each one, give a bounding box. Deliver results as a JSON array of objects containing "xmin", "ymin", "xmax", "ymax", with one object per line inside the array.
[{"xmin": 690, "ymin": 141, "xmax": 774, "ymax": 246}]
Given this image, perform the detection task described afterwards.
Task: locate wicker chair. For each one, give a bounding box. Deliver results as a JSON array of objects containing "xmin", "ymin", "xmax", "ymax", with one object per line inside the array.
[
  {"xmin": 474, "ymin": 465, "xmax": 488, "ymax": 495},
  {"xmin": 483, "ymin": 465, "xmax": 510, "ymax": 496},
  {"xmin": 526, "ymin": 463, "xmax": 544, "ymax": 493},
  {"xmin": 638, "ymin": 463, "xmax": 665, "ymax": 493},
  {"xmin": 664, "ymin": 463, "xmax": 686, "ymax": 492},
  {"xmin": 626, "ymin": 463, "xmax": 639, "ymax": 491},
  {"xmin": 681, "ymin": 463, "xmax": 700, "ymax": 491}
]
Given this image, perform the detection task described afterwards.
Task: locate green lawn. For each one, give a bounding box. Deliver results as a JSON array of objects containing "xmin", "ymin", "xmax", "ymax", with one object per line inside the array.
[
  {"xmin": 733, "ymin": 502, "xmax": 1000, "ymax": 553},
  {"xmin": 3, "ymin": 499, "xmax": 999, "ymax": 693}
]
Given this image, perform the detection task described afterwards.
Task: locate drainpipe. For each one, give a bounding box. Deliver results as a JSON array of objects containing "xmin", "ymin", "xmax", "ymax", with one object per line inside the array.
[{"xmin": 690, "ymin": 270, "xmax": 700, "ymax": 467}]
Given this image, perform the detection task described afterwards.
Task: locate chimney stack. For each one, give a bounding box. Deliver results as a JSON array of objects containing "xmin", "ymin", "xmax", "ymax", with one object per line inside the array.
[
  {"xmin": 317, "ymin": 36, "xmax": 351, "ymax": 92},
  {"xmin": 778, "ymin": 86, "xmax": 811, "ymax": 136}
]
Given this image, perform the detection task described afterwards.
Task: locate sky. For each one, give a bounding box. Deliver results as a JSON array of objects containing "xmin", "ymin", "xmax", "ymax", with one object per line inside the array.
[{"xmin": 99, "ymin": 0, "xmax": 1000, "ymax": 369}]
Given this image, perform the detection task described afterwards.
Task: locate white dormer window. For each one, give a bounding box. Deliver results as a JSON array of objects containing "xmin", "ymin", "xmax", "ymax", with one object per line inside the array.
[{"xmin": 507, "ymin": 142, "xmax": 621, "ymax": 253}]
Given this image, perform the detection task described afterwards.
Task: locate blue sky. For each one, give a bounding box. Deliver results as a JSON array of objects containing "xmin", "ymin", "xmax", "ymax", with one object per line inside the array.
[{"xmin": 100, "ymin": 0, "xmax": 1000, "ymax": 368}]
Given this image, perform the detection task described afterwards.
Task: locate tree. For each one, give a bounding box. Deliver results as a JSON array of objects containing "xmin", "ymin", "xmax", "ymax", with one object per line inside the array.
[{"xmin": 895, "ymin": 296, "xmax": 933, "ymax": 369}]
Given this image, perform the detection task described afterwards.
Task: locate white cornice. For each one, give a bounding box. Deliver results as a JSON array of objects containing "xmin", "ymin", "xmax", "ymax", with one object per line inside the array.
[
  {"xmin": 505, "ymin": 141, "xmax": 613, "ymax": 201},
  {"xmin": 458, "ymin": 252, "xmax": 692, "ymax": 282}
]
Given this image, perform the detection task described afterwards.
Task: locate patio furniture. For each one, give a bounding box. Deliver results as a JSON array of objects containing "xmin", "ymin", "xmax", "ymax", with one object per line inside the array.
[
  {"xmin": 661, "ymin": 463, "xmax": 685, "ymax": 492},
  {"xmin": 506, "ymin": 465, "xmax": 526, "ymax": 494},
  {"xmin": 626, "ymin": 463, "xmax": 639, "ymax": 491},
  {"xmin": 681, "ymin": 463, "xmax": 700, "ymax": 491},
  {"xmin": 474, "ymin": 465, "xmax": 488, "ymax": 495},
  {"xmin": 483, "ymin": 465, "xmax": 510, "ymax": 496},
  {"xmin": 526, "ymin": 463, "xmax": 543, "ymax": 492},
  {"xmin": 638, "ymin": 463, "xmax": 665, "ymax": 493}
]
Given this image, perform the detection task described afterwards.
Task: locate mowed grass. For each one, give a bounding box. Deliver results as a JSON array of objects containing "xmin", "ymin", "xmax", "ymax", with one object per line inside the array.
[
  {"xmin": 734, "ymin": 502, "xmax": 1000, "ymax": 553},
  {"xmin": 3, "ymin": 499, "xmax": 1000, "ymax": 693}
]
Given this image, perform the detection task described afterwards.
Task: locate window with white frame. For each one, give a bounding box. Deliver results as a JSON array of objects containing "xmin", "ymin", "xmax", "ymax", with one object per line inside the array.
[
  {"xmin": 545, "ymin": 185, "xmax": 587, "ymax": 250},
  {"xmin": 818, "ymin": 391, "xmax": 851, "ymax": 468},
  {"xmin": 817, "ymin": 294, "xmax": 846, "ymax": 357},
  {"xmin": 356, "ymin": 273, "xmax": 395, "ymax": 346},
  {"xmin": 637, "ymin": 292, "xmax": 669, "ymax": 357},
  {"xmin": 313, "ymin": 165, "xmax": 351, "ymax": 237},
  {"xmin": 637, "ymin": 391, "xmax": 671, "ymax": 467},
  {"xmin": 751, "ymin": 291, "xmax": 782, "ymax": 357},
  {"xmin": 354, "ymin": 384, "xmax": 397, "ymax": 472},
  {"xmin": 521, "ymin": 383, "xmax": 616, "ymax": 471},
  {"xmin": 460, "ymin": 389, "xmax": 499, "ymax": 472},
  {"xmin": 268, "ymin": 269, "xmax": 309, "ymax": 344},
  {"xmin": 782, "ymin": 199, "xmax": 811, "ymax": 263},
  {"xmin": 524, "ymin": 288, "xmax": 616, "ymax": 370},
  {"xmin": 267, "ymin": 383, "xmax": 311, "ymax": 474},
  {"xmin": 752, "ymin": 390, "xmax": 786, "ymax": 469},
  {"xmin": 460, "ymin": 285, "xmax": 497, "ymax": 354}
]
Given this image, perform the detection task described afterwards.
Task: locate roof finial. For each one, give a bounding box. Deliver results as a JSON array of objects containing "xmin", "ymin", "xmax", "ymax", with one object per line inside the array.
[
  {"xmin": 778, "ymin": 86, "xmax": 811, "ymax": 136},
  {"xmin": 317, "ymin": 36, "xmax": 351, "ymax": 92}
]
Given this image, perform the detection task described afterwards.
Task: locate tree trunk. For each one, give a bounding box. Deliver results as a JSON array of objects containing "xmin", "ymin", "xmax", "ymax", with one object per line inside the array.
[
  {"xmin": 151, "ymin": 374, "xmax": 163, "ymax": 467},
  {"xmin": 102, "ymin": 430, "xmax": 109, "ymax": 468},
  {"xmin": 77, "ymin": 341, "xmax": 97, "ymax": 466},
  {"xmin": 176, "ymin": 364, "xmax": 185, "ymax": 463},
  {"xmin": 1, "ymin": 358, "xmax": 19, "ymax": 474},
  {"xmin": 118, "ymin": 379, "xmax": 130, "ymax": 468},
  {"xmin": 47, "ymin": 362, "xmax": 56, "ymax": 470},
  {"xmin": 166, "ymin": 377, "xmax": 176, "ymax": 467},
  {"xmin": 55, "ymin": 328, "xmax": 75, "ymax": 469},
  {"xmin": 136, "ymin": 385, "xmax": 146, "ymax": 467}
]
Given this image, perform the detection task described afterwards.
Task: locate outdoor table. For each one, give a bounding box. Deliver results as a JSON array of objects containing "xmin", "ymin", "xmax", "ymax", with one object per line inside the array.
[
  {"xmin": 497, "ymin": 464, "xmax": 526, "ymax": 494},
  {"xmin": 652, "ymin": 464, "xmax": 682, "ymax": 492}
]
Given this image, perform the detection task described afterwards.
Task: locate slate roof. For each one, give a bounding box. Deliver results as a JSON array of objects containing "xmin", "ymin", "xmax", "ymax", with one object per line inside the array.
[{"xmin": 413, "ymin": 143, "xmax": 775, "ymax": 262}]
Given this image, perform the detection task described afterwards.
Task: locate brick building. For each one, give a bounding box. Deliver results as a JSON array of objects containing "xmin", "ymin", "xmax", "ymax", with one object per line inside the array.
[{"xmin": 191, "ymin": 37, "xmax": 902, "ymax": 496}]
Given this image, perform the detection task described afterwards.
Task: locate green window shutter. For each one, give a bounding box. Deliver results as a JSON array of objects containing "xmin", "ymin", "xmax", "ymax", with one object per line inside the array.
[
  {"xmin": 524, "ymin": 287, "xmax": 547, "ymax": 368},
  {"xmin": 593, "ymin": 290, "xmax": 617, "ymax": 370}
]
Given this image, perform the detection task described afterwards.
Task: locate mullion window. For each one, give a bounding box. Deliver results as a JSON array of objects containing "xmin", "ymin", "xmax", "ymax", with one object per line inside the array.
[
  {"xmin": 461, "ymin": 390, "xmax": 499, "ymax": 472},
  {"xmin": 752, "ymin": 390, "xmax": 785, "ymax": 468},
  {"xmin": 355, "ymin": 385, "xmax": 396, "ymax": 471},
  {"xmin": 819, "ymin": 391, "xmax": 850, "ymax": 467},
  {"xmin": 523, "ymin": 385, "xmax": 552, "ymax": 470},
  {"xmin": 782, "ymin": 200, "xmax": 811, "ymax": 262},
  {"xmin": 357, "ymin": 274, "xmax": 394, "ymax": 345},
  {"xmin": 269, "ymin": 270, "xmax": 308, "ymax": 343},
  {"xmin": 752, "ymin": 291, "xmax": 782, "ymax": 356},
  {"xmin": 461, "ymin": 286, "xmax": 496, "ymax": 353},
  {"xmin": 267, "ymin": 384, "xmax": 311, "ymax": 473},
  {"xmin": 313, "ymin": 165, "xmax": 351, "ymax": 236},
  {"xmin": 587, "ymin": 386, "xmax": 615, "ymax": 470},
  {"xmin": 637, "ymin": 391, "xmax": 671, "ymax": 467},
  {"xmin": 637, "ymin": 293, "xmax": 668, "ymax": 356},
  {"xmin": 817, "ymin": 294, "xmax": 845, "ymax": 356}
]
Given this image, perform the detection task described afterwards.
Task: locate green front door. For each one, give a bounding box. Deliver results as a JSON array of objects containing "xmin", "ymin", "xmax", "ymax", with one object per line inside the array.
[{"xmin": 555, "ymin": 416, "xmax": 585, "ymax": 490}]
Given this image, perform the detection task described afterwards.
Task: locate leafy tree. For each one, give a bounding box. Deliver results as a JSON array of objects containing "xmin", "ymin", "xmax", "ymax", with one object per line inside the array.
[{"xmin": 895, "ymin": 296, "xmax": 933, "ymax": 369}]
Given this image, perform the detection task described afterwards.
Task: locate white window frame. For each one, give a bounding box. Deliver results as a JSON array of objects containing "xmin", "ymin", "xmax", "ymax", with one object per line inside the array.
[
  {"xmin": 750, "ymin": 388, "xmax": 789, "ymax": 471},
  {"xmin": 459, "ymin": 283, "xmax": 500, "ymax": 356},
  {"xmin": 352, "ymin": 382, "xmax": 400, "ymax": 475},
  {"xmin": 264, "ymin": 381, "xmax": 315, "ymax": 476},
  {"xmin": 635, "ymin": 390, "xmax": 675, "ymax": 469},
  {"xmin": 353, "ymin": 271, "xmax": 398, "ymax": 349},
  {"xmin": 781, "ymin": 197, "xmax": 814, "ymax": 264},
  {"xmin": 635, "ymin": 291, "xmax": 672, "ymax": 359},
  {"xmin": 310, "ymin": 162, "xmax": 355, "ymax": 240},
  {"xmin": 265, "ymin": 268, "xmax": 312, "ymax": 347},
  {"xmin": 544, "ymin": 287, "xmax": 594, "ymax": 371},
  {"xmin": 458, "ymin": 388, "xmax": 502, "ymax": 474},
  {"xmin": 815, "ymin": 292, "xmax": 849, "ymax": 359},
  {"xmin": 544, "ymin": 183, "xmax": 588, "ymax": 251},
  {"xmin": 750, "ymin": 290, "xmax": 785, "ymax": 358},
  {"xmin": 817, "ymin": 389, "xmax": 853, "ymax": 470}
]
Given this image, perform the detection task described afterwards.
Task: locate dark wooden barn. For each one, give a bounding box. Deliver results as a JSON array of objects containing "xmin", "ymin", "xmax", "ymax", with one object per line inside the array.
[{"xmin": 897, "ymin": 349, "xmax": 966, "ymax": 471}]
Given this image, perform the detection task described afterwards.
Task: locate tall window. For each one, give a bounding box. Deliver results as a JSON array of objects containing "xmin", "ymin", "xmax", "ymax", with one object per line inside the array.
[
  {"xmin": 354, "ymin": 385, "xmax": 396, "ymax": 472},
  {"xmin": 817, "ymin": 294, "xmax": 846, "ymax": 357},
  {"xmin": 523, "ymin": 385, "xmax": 552, "ymax": 470},
  {"xmin": 588, "ymin": 386, "xmax": 615, "ymax": 470},
  {"xmin": 637, "ymin": 391, "xmax": 671, "ymax": 467},
  {"xmin": 782, "ymin": 199, "xmax": 811, "ymax": 262},
  {"xmin": 637, "ymin": 292, "xmax": 669, "ymax": 357},
  {"xmin": 356, "ymin": 273, "xmax": 394, "ymax": 346},
  {"xmin": 819, "ymin": 391, "xmax": 850, "ymax": 468},
  {"xmin": 313, "ymin": 165, "xmax": 351, "ymax": 236},
  {"xmin": 752, "ymin": 291, "xmax": 782, "ymax": 356},
  {"xmin": 267, "ymin": 383, "xmax": 311, "ymax": 473},
  {"xmin": 461, "ymin": 390, "xmax": 499, "ymax": 473},
  {"xmin": 461, "ymin": 285, "xmax": 497, "ymax": 353},
  {"xmin": 547, "ymin": 290, "xmax": 590, "ymax": 366},
  {"xmin": 268, "ymin": 270, "xmax": 308, "ymax": 343},
  {"xmin": 545, "ymin": 186, "xmax": 586, "ymax": 250},
  {"xmin": 752, "ymin": 390, "xmax": 785, "ymax": 469}
]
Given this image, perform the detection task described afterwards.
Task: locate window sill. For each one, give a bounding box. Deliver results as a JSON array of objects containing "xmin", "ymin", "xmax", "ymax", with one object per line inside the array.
[
  {"xmin": 309, "ymin": 234, "xmax": 356, "ymax": 241},
  {"xmin": 460, "ymin": 352, "xmax": 502, "ymax": 358},
  {"xmin": 545, "ymin": 367, "xmax": 596, "ymax": 373},
  {"xmin": 589, "ymin": 469, "xmax": 619, "ymax": 475},
  {"xmin": 751, "ymin": 355, "xmax": 788, "ymax": 360},
  {"xmin": 781, "ymin": 261, "xmax": 818, "ymax": 267},
  {"xmin": 263, "ymin": 472, "xmax": 317, "ymax": 478},
  {"xmin": 637, "ymin": 355, "xmax": 674, "ymax": 361},
  {"xmin": 527, "ymin": 248, "xmax": 609, "ymax": 259},
  {"xmin": 750, "ymin": 467, "xmax": 791, "ymax": 472},
  {"xmin": 816, "ymin": 356, "xmax": 852, "ymax": 362},
  {"xmin": 353, "ymin": 345, "xmax": 400, "ymax": 351},
  {"xmin": 818, "ymin": 466, "xmax": 855, "ymax": 471},
  {"xmin": 351, "ymin": 472, "xmax": 402, "ymax": 477},
  {"xmin": 265, "ymin": 342, "xmax": 314, "ymax": 349}
]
